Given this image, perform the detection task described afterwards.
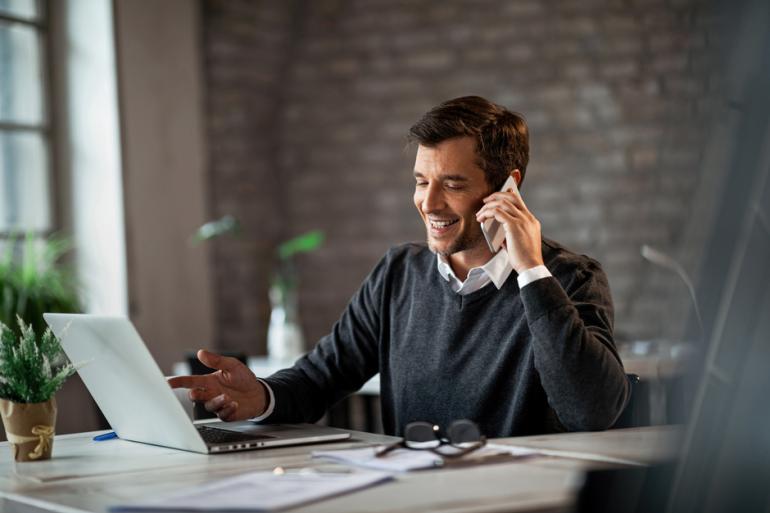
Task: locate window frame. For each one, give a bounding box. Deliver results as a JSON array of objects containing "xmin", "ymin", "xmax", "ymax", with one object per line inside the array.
[{"xmin": 0, "ymin": 0, "xmax": 57, "ymax": 238}]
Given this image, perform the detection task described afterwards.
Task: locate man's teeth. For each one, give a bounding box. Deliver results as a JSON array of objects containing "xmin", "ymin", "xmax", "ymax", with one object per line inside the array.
[{"xmin": 430, "ymin": 219, "xmax": 458, "ymax": 228}]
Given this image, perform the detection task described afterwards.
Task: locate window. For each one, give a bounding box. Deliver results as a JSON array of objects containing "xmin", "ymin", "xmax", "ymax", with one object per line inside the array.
[{"xmin": 0, "ymin": 0, "xmax": 51, "ymax": 234}]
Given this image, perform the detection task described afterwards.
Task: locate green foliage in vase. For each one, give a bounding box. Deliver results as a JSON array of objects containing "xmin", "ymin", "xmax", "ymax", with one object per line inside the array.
[
  {"xmin": 277, "ymin": 230, "xmax": 324, "ymax": 261},
  {"xmin": 0, "ymin": 234, "xmax": 81, "ymax": 338},
  {"xmin": 273, "ymin": 230, "xmax": 325, "ymax": 295},
  {"xmin": 0, "ymin": 317, "xmax": 79, "ymax": 403}
]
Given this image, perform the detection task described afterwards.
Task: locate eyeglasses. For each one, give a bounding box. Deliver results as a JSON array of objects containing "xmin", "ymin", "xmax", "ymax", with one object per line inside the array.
[{"xmin": 375, "ymin": 419, "xmax": 486, "ymax": 459}]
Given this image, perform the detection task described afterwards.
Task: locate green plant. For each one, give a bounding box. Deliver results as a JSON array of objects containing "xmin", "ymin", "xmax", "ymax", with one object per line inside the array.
[
  {"xmin": 0, "ymin": 233, "xmax": 80, "ymax": 337},
  {"xmin": 0, "ymin": 317, "xmax": 78, "ymax": 403},
  {"xmin": 276, "ymin": 230, "xmax": 324, "ymax": 261},
  {"xmin": 273, "ymin": 230, "xmax": 325, "ymax": 295}
]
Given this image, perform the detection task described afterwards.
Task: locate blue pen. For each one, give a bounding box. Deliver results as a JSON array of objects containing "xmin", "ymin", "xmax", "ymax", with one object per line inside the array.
[{"xmin": 93, "ymin": 431, "xmax": 118, "ymax": 441}]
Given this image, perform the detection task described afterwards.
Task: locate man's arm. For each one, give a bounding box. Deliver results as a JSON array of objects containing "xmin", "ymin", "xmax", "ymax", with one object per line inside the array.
[
  {"xmin": 259, "ymin": 254, "xmax": 386, "ymax": 424},
  {"xmin": 169, "ymin": 255, "xmax": 386, "ymax": 424},
  {"xmin": 521, "ymin": 264, "xmax": 629, "ymax": 431},
  {"xmin": 477, "ymin": 176, "xmax": 629, "ymax": 431}
]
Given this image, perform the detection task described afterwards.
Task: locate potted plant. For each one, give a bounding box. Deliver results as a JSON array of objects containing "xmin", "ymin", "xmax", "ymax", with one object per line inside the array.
[
  {"xmin": 193, "ymin": 216, "xmax": 324, "ymax": 362},
  {"xmin": 268, "ymin": 230, "xmax": 324, "ymax": 363},
  {"xmin": 0, "ymin": 318, "xmax": 79, "ymax": 461}
]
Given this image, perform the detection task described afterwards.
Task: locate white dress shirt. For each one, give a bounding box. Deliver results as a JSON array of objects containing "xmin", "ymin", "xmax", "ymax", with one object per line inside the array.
[{"xmin": 436, "ymin": 250, "xmax": 552, "ymax": 294}]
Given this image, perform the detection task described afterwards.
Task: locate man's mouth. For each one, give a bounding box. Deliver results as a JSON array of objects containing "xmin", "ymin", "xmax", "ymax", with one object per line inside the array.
[{"xmin": 428, "ymin": 218, "xmax": 459, "ymax": 234}]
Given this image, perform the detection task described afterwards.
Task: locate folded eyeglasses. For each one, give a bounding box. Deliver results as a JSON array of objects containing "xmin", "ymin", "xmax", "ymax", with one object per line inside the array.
[{"xmin": 375, "ymin": 419, "xmax": 486, "ymax": 458}]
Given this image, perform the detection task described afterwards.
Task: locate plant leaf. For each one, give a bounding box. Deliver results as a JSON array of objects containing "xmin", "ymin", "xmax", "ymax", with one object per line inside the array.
[{"xmin": 277, "ymin": 230, "xmax": 325, "ymax": 260}]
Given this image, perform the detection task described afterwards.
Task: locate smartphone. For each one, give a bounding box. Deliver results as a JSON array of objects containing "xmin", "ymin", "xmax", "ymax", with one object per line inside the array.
[{"xmin": 480, "ymin": 175, "xmax": 518, "ymax": 253}]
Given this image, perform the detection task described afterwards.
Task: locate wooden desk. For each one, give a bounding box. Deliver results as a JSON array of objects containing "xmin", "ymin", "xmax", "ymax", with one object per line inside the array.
[{"xmin": 0, "ymin": 426, "xmax": 679, "ymax": 513}]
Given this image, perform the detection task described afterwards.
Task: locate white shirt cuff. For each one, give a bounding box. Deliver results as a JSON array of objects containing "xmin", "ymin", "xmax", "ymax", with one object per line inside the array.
[
  {"xmin": 250, "ymin": 378, "xmax": 275, "ymax": 422},
  {"xmin": 517, "ymin": 265, "xmax": 552, "ymax": 288}
]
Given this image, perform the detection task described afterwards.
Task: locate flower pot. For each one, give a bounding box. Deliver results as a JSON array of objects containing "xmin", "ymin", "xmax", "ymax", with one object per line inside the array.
[{"xmin": 0, "ymin": 397, "xmax": 56, "ymax": 462}]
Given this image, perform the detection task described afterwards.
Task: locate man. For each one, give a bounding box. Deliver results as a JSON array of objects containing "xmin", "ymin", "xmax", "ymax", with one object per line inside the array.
[{"xmin": 169, "ymin": 96, "xmax": 630, "ymax": 437}]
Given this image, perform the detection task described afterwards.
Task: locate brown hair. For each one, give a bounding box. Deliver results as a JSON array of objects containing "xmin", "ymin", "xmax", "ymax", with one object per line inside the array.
[{"xmin": 408, "ymin": 96, "xmax": 530, "ymax": 190}]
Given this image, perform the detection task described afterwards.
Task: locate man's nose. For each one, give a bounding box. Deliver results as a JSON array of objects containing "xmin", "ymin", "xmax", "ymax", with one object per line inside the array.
[{"xmin": 421, "ymin": 184, "xmax": 445, "ymax": 213}]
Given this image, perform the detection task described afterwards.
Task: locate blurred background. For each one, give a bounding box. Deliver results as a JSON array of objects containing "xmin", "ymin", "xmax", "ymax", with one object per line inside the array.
[
  {"xmin": 3, "ymin": 0, "xmax": 770, "ymax": 510},
  {"xmin": 1, "ymin": 0, "xmax": 768, "ymax": 484}
]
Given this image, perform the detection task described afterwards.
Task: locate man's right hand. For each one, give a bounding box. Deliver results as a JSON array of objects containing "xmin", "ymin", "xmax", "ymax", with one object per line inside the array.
[{"xmin": 167, "ymin": 349, "xmax": 268, "ymax": 422}]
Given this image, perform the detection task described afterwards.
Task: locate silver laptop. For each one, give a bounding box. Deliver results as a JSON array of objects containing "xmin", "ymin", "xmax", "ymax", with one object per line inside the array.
[{"xmin": 43, "ymin": 313, "xmax": 351, "ymax": 454}]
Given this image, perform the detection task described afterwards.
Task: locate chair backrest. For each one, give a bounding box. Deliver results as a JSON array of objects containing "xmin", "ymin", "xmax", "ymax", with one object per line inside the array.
[{"xmin": 611, "ymin": 373, "xmax": 645, "ymax": 429}]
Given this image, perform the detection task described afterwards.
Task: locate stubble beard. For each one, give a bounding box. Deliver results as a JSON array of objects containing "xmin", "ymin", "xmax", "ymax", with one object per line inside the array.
[{"xmin": 427, "ymin": 223, "xmax": 486, "ymax": 257}]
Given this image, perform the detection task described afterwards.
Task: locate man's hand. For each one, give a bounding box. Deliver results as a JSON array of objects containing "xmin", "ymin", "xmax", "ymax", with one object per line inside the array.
[
  {"xmin": 476, "ymin": 183, "xmax": 544, "ymax": 273},
  {"xmin": 167, "ymin": 350, "xmax": 268, "ymax": 422}
]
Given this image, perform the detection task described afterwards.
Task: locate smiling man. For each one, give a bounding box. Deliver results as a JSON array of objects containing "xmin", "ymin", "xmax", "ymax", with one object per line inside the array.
[{"xmin": 169, "ymin": 96, "xmax": 630, "ymax": 437}]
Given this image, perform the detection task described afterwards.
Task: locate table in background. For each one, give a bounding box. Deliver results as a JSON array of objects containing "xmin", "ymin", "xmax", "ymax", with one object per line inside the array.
[{"xmin": 0, "ymin": 425, "xmax": 680, "ymax": 513}]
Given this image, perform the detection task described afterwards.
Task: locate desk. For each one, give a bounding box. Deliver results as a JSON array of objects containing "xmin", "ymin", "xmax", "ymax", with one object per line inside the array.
[{"xmin": 0, "ymin": 426, "xmax": 679, "ymax": 513}]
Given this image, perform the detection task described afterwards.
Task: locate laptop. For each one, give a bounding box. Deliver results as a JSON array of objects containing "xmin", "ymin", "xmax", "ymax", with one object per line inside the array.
[{"xmin": 43, "ymin": 313, "xmax": 351, "ymax": 454}]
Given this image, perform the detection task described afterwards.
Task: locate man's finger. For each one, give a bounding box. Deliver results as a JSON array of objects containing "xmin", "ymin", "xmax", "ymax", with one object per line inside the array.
[
  {"xmin": 484, "ymin": 191, "xmax": 526, "ymax": 209},
  {"xmin": 197, "ymin": 349, "xmax": 243, "ymax": 372},
  {"xmin": 477, "ymin": 200, "xmax": 520, "ymax": 218},
  {"xmin": 189, "ymin": 387, "xmax": 219, "ymax": 402},
  {"xmin": 218, "ymin": 402, "xmax": 239, "ymax": 422},
  {"xmin": 205, "ymin": 394, "xmax": 229, "ymax": 413},
  {"xmin": 167, "ymin": 375, "xmax": 210, "ymax": 389}
]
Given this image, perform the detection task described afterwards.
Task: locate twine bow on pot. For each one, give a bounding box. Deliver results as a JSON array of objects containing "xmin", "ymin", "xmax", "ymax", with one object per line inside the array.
[{"xmin": 5, "ymin": 424, "xmax": 55, "ymax": 460}]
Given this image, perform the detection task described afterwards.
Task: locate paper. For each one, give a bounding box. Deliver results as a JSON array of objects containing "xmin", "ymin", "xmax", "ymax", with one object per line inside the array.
[
  {"xmin": 499, "ymin": 444, "xmax": 645, "ymax": 466},
  {"xmin": 314, "ymin": 445, "xmax": 444, "ymax": 472},
  {"xmin": 110, "ymin": 469, "xmax": 392, "ymax": 512},
  {"xmin": 313, "ymin": 444, "xmax": 540, "ymax": 472}
]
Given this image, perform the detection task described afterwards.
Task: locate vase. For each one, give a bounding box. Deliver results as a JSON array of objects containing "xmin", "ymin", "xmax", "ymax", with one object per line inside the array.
[
  {"xmin": 0, "ymin": 397, "xmax": 57, "ymax": 462},
  {"xmin": 267, "ymin": 281, "xmax": 305, "ymax": 364}
]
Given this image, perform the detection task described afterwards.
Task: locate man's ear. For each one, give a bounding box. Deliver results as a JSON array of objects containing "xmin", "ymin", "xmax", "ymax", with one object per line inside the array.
[{"xmin": 511, "ymin": 169, "xmax": 522, "ymax": 187}]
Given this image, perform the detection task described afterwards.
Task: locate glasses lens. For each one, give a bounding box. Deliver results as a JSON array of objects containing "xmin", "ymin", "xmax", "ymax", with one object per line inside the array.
[
  {"xmin": 404, "ymin": 422, "xmax": 440, "ymax": 448},
  {"xmin": 447, "ymin": 420, "xmax": 481, "ymax": 444}
]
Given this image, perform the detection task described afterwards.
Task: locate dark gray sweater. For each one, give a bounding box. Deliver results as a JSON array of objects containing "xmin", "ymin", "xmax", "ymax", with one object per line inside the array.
[{"xmin": 264, "ymin": 240, "xmax": 630, "ymax": 437}]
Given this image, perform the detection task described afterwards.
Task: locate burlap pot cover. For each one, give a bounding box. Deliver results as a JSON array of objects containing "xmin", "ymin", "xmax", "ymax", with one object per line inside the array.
[{"xmin": 0, "ymin": 397, "xmax": 56, "ymax": 462}]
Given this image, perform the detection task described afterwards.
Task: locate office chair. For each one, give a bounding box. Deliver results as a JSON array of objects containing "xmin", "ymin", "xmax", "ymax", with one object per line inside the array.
[{"xmin": 611, "ymin": 373, "xmax": 646, "ymax": 429}]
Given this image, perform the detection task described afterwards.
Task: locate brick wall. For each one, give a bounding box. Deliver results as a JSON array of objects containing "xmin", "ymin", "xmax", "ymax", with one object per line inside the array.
[{"xmin": 202, "ymin": 0, "xmax": 720, "ymax": 354}]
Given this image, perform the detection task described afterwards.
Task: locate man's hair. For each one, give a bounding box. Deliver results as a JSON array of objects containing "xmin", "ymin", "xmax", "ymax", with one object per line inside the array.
[{"xmin": 408, "ymin": 96, "xmax": 530, "ymax": 190}]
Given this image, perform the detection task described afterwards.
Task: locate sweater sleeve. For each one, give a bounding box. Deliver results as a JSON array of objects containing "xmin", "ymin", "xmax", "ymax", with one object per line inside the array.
[
  {"xmin": 521, "ymin": 262, "xmax": 630, "ymax": 431},
  {"xmin": 259, "ymin": 255, "xmax": 385, "ymax": 424}
]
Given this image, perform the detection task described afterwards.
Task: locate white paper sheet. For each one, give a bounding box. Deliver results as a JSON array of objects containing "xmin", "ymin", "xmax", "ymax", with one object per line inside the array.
[
  {"xmin": 110, "ymin": 469, "xmax": 392, "ymax": 512},
  {"xmin": 313, "ymin": 443, "xmax": 540, "ymax": 472}
]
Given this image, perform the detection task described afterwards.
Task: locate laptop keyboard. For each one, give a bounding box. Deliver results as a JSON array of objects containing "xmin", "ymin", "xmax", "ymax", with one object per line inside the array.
[{"xmin": 197, "ymin": 425, "xmax": 272, "ymax": 444}]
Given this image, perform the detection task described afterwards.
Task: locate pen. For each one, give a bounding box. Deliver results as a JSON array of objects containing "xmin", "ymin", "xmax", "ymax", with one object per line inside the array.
[{"xmin": 93, "ymin": 431, "xmax": 118, "ymax": 441}]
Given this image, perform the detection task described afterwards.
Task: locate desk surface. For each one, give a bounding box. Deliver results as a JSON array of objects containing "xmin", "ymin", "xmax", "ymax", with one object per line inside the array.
[{"xmin": 0, "ymin": 425, "xmax": 679, "ymax": 513}]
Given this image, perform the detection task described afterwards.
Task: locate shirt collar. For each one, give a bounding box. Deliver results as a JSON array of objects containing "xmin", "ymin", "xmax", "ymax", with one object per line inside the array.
[{"xmin": 436, "ymin": 250, "xmax": 513, "ymax": 290}]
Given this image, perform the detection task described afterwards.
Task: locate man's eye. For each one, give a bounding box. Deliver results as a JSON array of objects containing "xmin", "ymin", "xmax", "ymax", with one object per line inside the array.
[
  {"xmin": 415, "ymin": 182, "xmax": 428, "ymax": 187},
  {"xmin": 446, "ymin": 184, "xmax": 464, "ymax": 190}
]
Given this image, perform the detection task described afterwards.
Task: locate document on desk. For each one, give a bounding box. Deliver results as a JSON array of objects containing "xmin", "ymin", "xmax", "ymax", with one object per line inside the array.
[
  {"xmin": 313, "ymin": 444, "xmax": 539, "ymax": 472},
  {"xmin": 110, "ymin": 469, "xmax": 392, "ymax": 512}
]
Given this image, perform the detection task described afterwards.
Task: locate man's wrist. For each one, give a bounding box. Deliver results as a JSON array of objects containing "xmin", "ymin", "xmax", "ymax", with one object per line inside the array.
[
  {"xmin": 517, "ymin": 265, "xmax": 552, "ymax": 288},
  {"xmin": 251, "ymin": 378, "xmax": 275, "ymax": 421}
]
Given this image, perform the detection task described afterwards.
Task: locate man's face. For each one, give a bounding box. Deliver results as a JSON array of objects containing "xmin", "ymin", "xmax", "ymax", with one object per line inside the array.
[{"xmin": 413, "ymin": 136, "xmax": 492, "ymax": 258}]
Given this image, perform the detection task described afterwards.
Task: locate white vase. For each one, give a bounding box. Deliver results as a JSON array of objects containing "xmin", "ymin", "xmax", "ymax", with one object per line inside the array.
[{"xmin": 267, "ymin": 284, "xmax": 305, "ymax": 364}]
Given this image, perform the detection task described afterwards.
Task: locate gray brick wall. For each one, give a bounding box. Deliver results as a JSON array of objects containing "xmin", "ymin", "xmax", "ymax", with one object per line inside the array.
[{"xmin": 202, "ymin": 0, "xmax": 720, "ymax": 354}]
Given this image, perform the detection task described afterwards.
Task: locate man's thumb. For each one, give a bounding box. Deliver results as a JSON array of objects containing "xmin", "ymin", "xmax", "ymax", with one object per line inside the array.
[
  {"xmin": 197, "ymin": 349, "xmax": 220, "ymax": 370},
  {"xmin": 197, "ymin": 349, "xmax": 240, "ymax": 372}
]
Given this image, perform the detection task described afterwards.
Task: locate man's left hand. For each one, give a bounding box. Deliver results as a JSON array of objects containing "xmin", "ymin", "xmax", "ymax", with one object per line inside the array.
[{"xmin": 476, "ymin": 187, "xmax": 544, "ymax": 273}]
